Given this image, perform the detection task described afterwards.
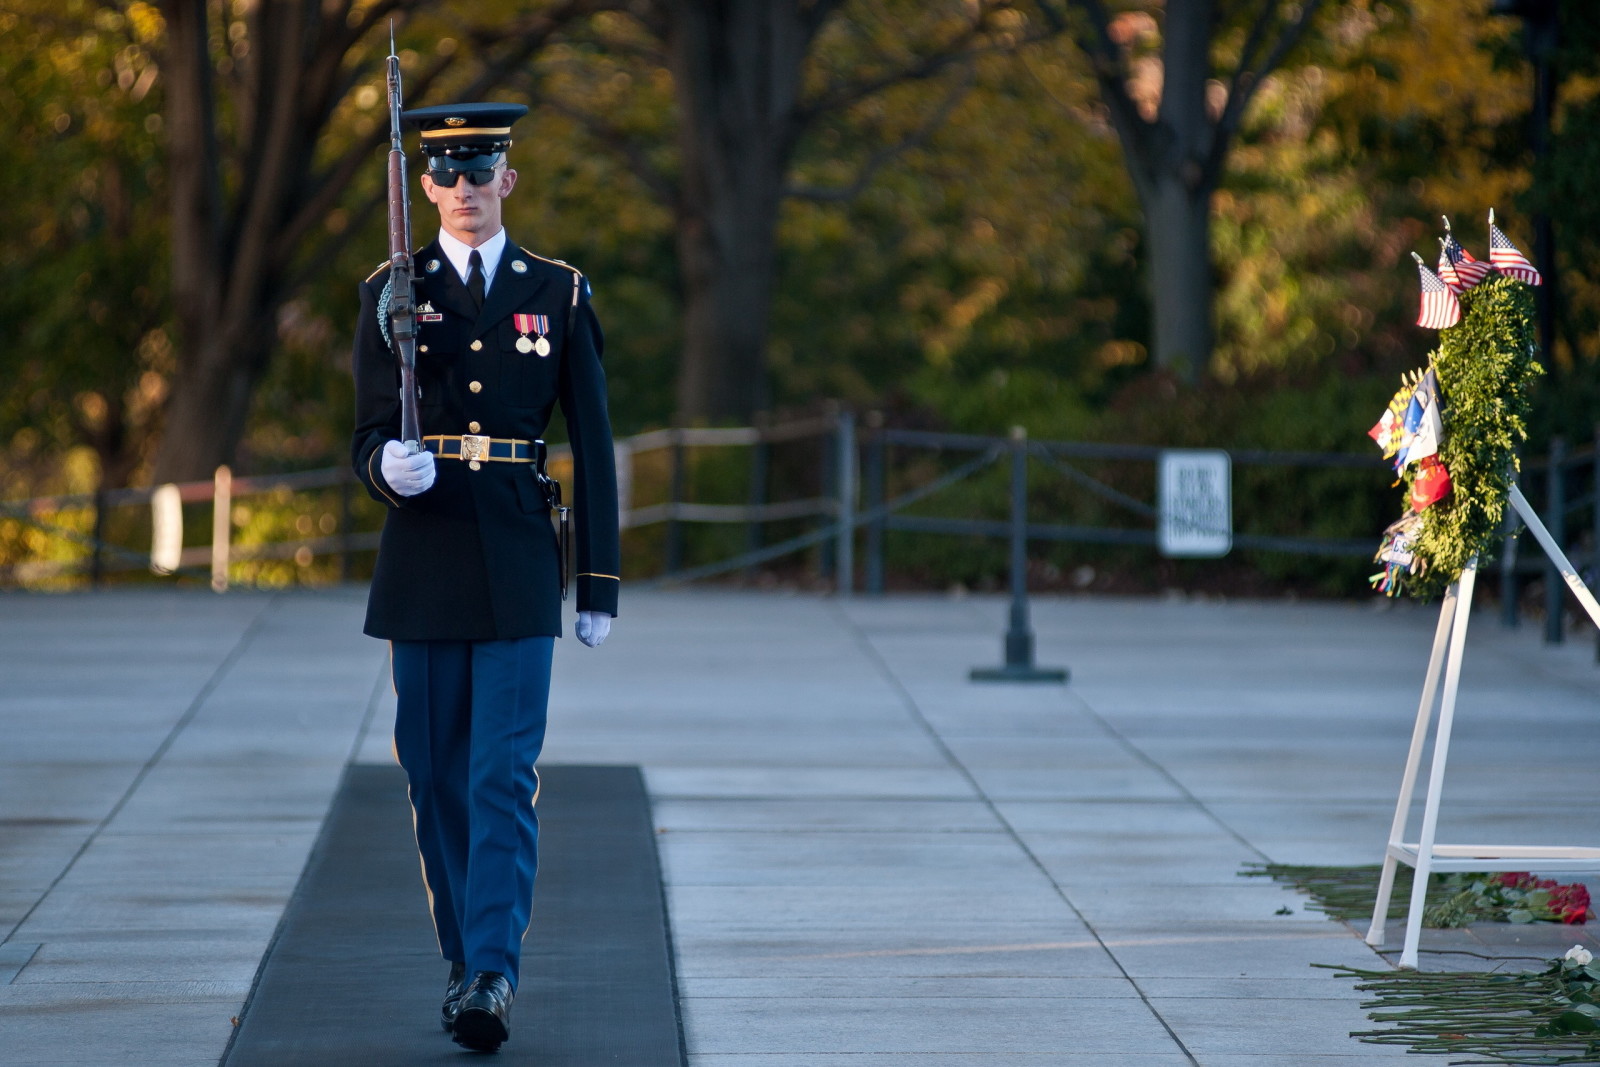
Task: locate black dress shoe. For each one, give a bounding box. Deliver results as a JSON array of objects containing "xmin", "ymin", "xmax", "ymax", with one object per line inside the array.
[
  {"xmin": 452, "ymin": 970, "xmax": 513, "ymax": 1052},
  {"xmin": 440, "ymin": 960, "xmax": 468, "ymax": 1033}
]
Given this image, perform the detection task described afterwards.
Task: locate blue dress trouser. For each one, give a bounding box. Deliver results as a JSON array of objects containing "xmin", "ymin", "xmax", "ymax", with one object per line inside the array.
[{"xmin": 390, "ymin": 636, "xmax": 553, "ymax": 991}]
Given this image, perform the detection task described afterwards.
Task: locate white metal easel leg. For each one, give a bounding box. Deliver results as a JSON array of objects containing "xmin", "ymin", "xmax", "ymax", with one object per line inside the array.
[
  {"xmin": 1366, "ymin": 581, "xmax": 1460, "ymax": 947},
  {"xmin": 1398, "ymin": 557, "xmax": 1479, "ymax": 969},
  {"xmin": 1510, "ymin": 485, "xmax": 1600, "ymax": 630}
]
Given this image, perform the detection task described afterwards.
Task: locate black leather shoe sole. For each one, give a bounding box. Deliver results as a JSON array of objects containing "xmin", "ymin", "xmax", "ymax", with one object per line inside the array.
[{"xmin": 452, "ymin": 1006, "xmax": 509, "ymax": 1052}]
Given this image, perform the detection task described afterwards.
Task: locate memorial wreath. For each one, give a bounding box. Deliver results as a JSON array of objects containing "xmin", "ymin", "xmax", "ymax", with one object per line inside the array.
[{"xmin": 1369, "ymin": 213, "xmax": 1543, "ymax": 599}]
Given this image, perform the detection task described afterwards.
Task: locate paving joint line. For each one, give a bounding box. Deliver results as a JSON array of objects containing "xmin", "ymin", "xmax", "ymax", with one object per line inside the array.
[
  {"xmin": 1060, "ymin": 690, "xmax": 1275, "ymax": 864},
  {"xmin": 0, "ymin": 592, "xmax": 282, "ymax": 949},
  {"xmin": 832, "ymin": 602, "xmax": 1202, "ymax": 1067}
]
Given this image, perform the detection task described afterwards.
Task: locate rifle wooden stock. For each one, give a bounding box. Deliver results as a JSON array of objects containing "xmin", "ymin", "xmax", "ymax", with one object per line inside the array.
[{"xmin": 385, "ymin": 51, "xmax": 420, "ymax": 451}]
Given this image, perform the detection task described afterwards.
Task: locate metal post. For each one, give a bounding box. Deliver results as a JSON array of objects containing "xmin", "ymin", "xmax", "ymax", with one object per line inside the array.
[
  {"xmin": 1593, "ymin": 426, "xmax": 1600, "ymax": 662},
  {"xmin": 665, "ymin": 429, "xmax": 685, "ymax": 575},
  {"xmin": 1545, "ymin": 436, "xmax": 1565, "ymax": 644},
  {"xmin": 835, "ymin": 410, "xmax": 856, "ymax": 598},
  {"xmin": 971, "ymin": 427, "xmax": 1067, "ymax": 683},
  {"xmin": 864, "ymin": 412, "xmax": 886, "ymax": 596},
  {"xmin": 744, "ymin": 414, "xmax": 769, "ymax": 582},
  {"xmin": 211, "ymin": 465, "xmax": 232, "ymax": 593},
  {"xmin": 90, "ymin": 484, "xmax": 107, "ymax": 589},
  {"xmin": 819, "ymin": 410, "xmax": 837, "ymax": 581}
]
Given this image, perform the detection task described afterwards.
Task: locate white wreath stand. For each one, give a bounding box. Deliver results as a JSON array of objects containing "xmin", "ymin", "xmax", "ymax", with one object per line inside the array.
[{"xmin": 1366, "ymin": 485, "xmax": 1600, "ymax": 969}]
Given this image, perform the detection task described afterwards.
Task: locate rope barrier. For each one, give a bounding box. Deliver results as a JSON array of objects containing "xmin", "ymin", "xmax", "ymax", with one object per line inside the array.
[{"xmin": 639, "ymin": 446, "xmax": 1005, "ymax": 588}]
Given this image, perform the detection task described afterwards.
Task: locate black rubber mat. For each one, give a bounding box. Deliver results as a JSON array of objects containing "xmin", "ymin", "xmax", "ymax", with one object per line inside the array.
[{"xmin": 223, "ymin": 763, "xmax": 684, "ymax": 1066}]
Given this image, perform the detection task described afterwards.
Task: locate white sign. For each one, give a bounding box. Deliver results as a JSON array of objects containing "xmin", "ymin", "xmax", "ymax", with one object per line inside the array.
[{"xmin": 1158, "ymin": 450, "xmax": 1231, "ymax": 557}]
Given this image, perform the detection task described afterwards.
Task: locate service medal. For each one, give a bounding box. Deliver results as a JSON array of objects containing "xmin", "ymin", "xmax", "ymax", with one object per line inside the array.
[{"xmin": 513, "ymin": 313, "xmax": 551, "ymax": 356}]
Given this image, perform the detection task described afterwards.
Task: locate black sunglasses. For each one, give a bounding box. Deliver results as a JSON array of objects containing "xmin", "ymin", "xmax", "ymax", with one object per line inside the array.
[{"xmin": 427, "ymin": 167, "xmax": 499, "ymax": 188}]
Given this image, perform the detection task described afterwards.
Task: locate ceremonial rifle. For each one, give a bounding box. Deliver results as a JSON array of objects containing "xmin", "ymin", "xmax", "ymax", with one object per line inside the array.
[{"xmin": 385, "ymin": 23, "xmax": 421, "ymax": 452}]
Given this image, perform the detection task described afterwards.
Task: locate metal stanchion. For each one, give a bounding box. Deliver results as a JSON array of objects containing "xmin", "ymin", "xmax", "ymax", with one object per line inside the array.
[
  {"xmin": 819, "ymin": 406, "xmax": 838, "ymax": 582},
  {"xmin": 864, "ymin": 412, "xmax": 886, "ymax": 595},
  {"xmin": 835, "ymin": 410, "xmax": 856, "ymax": 598},
  {"xmin": 970, "ymin": 427, "xmax": 1067, "ymax": 684}
]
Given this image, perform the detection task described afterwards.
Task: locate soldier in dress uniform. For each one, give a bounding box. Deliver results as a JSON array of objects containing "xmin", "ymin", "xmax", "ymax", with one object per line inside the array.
[{"xmin": 350, "ymin": 101, "xmax": 620, "ymax": 1053}]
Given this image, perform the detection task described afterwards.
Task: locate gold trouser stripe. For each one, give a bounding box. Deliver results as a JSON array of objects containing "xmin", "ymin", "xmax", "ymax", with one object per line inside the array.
[
  {"xmin": 406, "ymin": 782, "xmax": 446, "ymax": 956},
  {"xmin": 578, "ymin": 572, "xmax": 620, "ymax": 581}
]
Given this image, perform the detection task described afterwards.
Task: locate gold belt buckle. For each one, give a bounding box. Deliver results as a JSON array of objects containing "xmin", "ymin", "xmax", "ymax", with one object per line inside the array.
[{"xmin": 461, "ymin": 434, "xmax": 490, "ymax": 470}]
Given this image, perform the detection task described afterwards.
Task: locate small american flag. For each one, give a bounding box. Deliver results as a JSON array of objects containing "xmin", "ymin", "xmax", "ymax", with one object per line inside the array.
[
  {"xmin": 1438, "ymin": 220, "xmax": 1491, "ymax": 293},
  {"xmin": 1488, "ymin": 210, "xmax": 1542, "ymax": 285},
  {"xmin": 1412, "ymin": 252, "xmax": 1461, "ymax": 330}
]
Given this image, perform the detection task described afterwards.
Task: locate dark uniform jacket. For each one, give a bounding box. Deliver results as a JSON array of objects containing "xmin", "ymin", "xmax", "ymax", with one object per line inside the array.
[{"xmin": 351, "ymin": 236, "xmax": 620, "ymax": 640}]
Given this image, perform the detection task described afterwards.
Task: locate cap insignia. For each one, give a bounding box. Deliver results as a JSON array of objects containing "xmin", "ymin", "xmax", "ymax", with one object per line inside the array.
[{"xmin": 445, "ymin": 117, "xmax": 466, "ymax": 127}]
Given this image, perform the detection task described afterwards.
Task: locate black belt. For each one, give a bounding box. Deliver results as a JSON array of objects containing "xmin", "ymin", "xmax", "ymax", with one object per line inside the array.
[{"xmin": 423, "ymin": 435, "xmax": 545, "ymax": 465}]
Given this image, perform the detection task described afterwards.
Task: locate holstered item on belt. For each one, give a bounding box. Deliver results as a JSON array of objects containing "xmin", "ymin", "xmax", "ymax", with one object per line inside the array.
[{"xmin": 538, "ymin": 470, "xmax": 570, "ymax": 601}]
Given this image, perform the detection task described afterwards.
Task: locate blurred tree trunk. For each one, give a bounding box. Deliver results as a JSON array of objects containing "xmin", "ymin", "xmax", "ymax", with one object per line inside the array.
[
  {"xmin": 1045, "ymin": 0, "xmax": 1325, "ymax": 381},
  {"xmin": 591, "ymin": 1, "xmax": 1038, "ymax": 425},
  {"xmin": 665, "ymin": 1, "xmax": 812, "ymax": 423},
  {"xmin": 1142, "ymin": 174, "xmax": 1213, "ymax": 379}
]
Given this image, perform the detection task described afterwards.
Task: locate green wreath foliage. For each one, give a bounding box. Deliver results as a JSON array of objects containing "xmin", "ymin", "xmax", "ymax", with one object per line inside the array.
[{"xmin": 1402, "ymin": 275, "xmax": 1541, "ymax": 599}]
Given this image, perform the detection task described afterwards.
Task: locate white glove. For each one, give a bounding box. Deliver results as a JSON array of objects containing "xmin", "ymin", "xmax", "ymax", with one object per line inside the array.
[
  {"xmin": 380, "ymin": 440, "xmax": 435, "ymax": 496},
  {"xmin": 575, "ymin": 611, "xmax": 612, "ymax": 647}
]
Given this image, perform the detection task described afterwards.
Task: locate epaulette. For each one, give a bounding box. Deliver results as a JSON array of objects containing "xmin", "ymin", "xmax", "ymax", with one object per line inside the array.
[
  {"xmin": 520, "ymin": 247, "xmax": 589, "ymax": 305},
  {"xmin": 519, "ymin": 247, "xmax": 582, "ymax": 276}
]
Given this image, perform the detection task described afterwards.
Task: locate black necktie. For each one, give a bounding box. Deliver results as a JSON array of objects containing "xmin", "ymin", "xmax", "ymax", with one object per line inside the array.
[{"xmin": 467, "ymin": 249, "xmax": 485, "ymax": 309}]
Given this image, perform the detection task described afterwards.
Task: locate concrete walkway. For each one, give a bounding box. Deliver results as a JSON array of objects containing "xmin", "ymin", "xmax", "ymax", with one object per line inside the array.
[{"xmin": 1, "ymin": 588, "xmax": 1597, "ymax": 1065}]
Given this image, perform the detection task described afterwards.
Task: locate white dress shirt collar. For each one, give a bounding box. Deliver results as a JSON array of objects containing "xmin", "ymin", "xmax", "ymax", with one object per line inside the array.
[{"xmin": 436, "ymin": 228, "xmax": 507, "ymax": 293}]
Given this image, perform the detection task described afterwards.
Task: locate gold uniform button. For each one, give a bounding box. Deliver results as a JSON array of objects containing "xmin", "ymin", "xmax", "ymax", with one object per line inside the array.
[
  {"xmin": 468, "ymin": 421, "xmax": 481, "ymax": 433},
  {"xmin": 470, "ymin": 339, "xmax": 483, "ymax": 352},
  {"xmin": 419, "ymin": 344, "xmax": 429, "ymax": 353},
  {"xmin": 469, "ymin": 381, "xmax": 483, "ymax": 393},
  {"xmin": 468, "ymin": 461, "xmax": 481, "ymax": 471}
]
